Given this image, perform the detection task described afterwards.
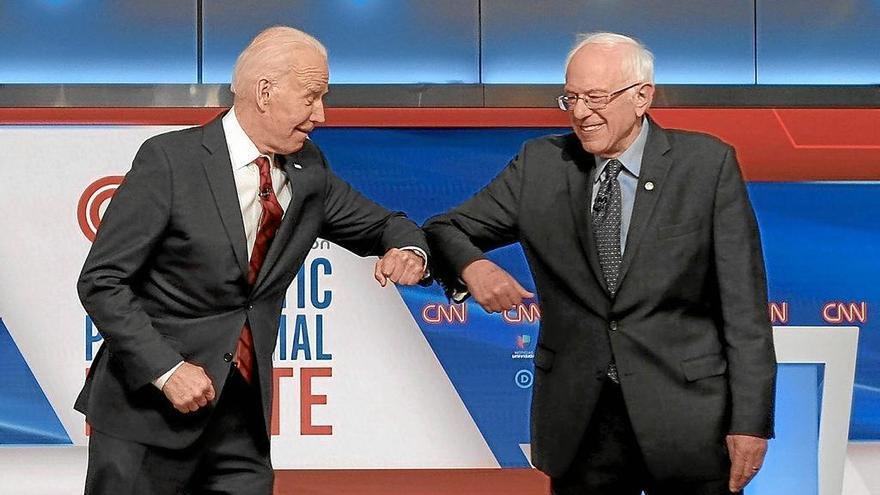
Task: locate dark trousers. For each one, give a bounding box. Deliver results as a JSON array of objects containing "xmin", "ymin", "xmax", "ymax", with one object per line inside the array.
[
  {"xmin": 85, "ymin": 368, "xmax": 273, "ymax": 495},
  {"xmin": 551, "ymin": 380, "xmax": 739, "ymax": 495}
]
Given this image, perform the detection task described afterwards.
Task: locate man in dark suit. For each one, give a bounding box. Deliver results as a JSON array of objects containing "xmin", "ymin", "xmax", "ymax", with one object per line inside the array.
[
  {"xmin": 424, "ymin": 32, "xmax": 775, "ymax": 495},
  {"xmin": 77, "ymin": 26, "xmax": 428, "ymax": 494}
]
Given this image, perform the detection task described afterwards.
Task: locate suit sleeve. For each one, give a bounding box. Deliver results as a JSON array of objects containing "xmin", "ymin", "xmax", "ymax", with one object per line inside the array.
[
  {"xmin": 422, "ymin": 147, "xmax": 524, "ymax": 293},
  {"xmin": 77, "ymin": 139, "xmax": 184, "ymax": 391},
  {"xmin": 712, "ymin": 146, "xmax": 777, "ymax": 438},
  {"xmin": 319, "ymin": 154, "xmax": 428, "ymax": 258}
]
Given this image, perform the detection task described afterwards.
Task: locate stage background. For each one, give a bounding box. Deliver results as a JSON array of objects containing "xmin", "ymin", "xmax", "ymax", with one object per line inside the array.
[
  {"xmin": 1, "ymin": 0, "xmax": 879, "ymax": 493},
  {"xmin": 1, "ymin": 108, "xmax": 878, "ymax": 495}
]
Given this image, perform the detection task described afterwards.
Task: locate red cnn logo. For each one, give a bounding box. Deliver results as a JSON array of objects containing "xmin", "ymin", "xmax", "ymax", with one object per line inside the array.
[
  {"xmin": 822, "ymin": 302, "xmax": 868, "ymax": 324},
  {"xmin": 502, "ymin": 303, "xmax": 542, "ymax": 324},
  {"xmin": 421, "ymin": 303, "xmax": 468, "ymax": 324},
  {"xmin": 78, "ymin": 176, "xmax": 124, "ymax": 242}
]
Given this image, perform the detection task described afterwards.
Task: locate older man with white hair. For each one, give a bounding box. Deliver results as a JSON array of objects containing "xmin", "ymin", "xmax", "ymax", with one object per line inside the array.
[
  {"xmin": 76, "ymin": 26, "xmax": 428, "ymax": 494},
  {"xmin": 425, "ymin": 32, "xmax": 776, "ymax": 494}
]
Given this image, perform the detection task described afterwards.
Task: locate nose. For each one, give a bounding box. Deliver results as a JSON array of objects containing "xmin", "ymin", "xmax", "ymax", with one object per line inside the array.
[
  {"xmin": 571, "ymin": 98, "xmax": 592, "ymax": 120},
  {"xmin": 311, "ymin": 98, "xmax": 326, "ymax": 124}
]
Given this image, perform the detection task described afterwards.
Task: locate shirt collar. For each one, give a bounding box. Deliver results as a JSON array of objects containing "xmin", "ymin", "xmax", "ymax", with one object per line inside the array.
[
  {"xmin": 593, "ymin": 117, "xmax": 650, "ymax": 183},
  {"xmin": 222, "ymin": 107, "xmax": 274, "ymax": 170}
]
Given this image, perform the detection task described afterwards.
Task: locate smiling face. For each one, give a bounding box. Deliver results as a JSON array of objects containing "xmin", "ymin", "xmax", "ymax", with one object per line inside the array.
[{"xmin": 565, "ymin": 43, "xmax": 653, "ymax": 158}]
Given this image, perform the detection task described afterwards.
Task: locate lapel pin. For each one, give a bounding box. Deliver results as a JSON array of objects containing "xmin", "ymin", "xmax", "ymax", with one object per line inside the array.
[
  {"xmin": 644, "ymin": 181, "xmax": 655, "ymax": 191},
  {"xmin": 293, "ymin": 163, "xmax": 302, "ymax": 169}
]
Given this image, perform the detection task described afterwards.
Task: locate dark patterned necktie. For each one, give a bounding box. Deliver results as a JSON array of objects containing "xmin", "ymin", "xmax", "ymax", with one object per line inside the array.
[
  {"xmin": 593, "ymin": 159, "xmax": 624, "ymax": 296},
  {"xmin": 235, "ymin": 156, "xmax": 283, "ymax": 384},
  {"xmin": 592, "ymin": 159, "xmax": 624, "ymax": 384}
]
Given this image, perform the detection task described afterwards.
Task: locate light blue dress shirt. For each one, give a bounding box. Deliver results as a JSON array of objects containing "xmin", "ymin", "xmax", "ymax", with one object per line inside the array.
[{"xmin": 590, "ymin": 118, "xmax": 650, "ymax": 255}]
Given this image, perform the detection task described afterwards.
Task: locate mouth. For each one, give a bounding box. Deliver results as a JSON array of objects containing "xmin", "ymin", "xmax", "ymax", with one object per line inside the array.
[{"xmin": 579, "ymin": 122, "xmax": 604, "ymax": 133}]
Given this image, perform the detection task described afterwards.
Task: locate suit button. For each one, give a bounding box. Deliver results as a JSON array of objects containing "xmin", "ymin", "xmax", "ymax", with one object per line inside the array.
[
  {"xmin": 247, "ymin": 304, "xmax": 254, "ymax": 311},
  {"xmin": 609, "ymin": 320, "xmax": 618, "ymax": 332},
  {"xmin": 223, "ymin": 352, "xmax": 233, "ymax": 362}
]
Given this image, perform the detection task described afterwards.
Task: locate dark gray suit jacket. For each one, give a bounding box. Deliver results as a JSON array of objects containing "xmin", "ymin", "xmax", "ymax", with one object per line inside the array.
[
  {"xmin": 76, "ymin": 115, "xmax": 428, "ymax": 449},
  {"xmin": 424, "ymin": 119, "xmax": 776, "ymax": 480}
]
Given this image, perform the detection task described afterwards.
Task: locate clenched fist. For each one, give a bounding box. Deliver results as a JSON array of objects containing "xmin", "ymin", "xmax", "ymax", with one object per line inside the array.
[
  {"xmin": 374, "ymin": 248, "xmax": 426, "ymax": 287},
  {"xmin": 162, "ymin": 362, "xmax": 216, "ymax": 414}
]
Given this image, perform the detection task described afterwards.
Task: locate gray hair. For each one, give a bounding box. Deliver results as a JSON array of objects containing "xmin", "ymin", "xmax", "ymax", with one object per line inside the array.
[
  {"xmin": 230, "ymin": 26, "xmax": 328, "ymax": 97},
  {"xmin": 564, "ymin": 32, "xmax": 654, "ymax": 83}
]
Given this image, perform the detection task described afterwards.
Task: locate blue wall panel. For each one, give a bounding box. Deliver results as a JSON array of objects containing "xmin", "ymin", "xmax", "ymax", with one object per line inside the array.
[
  {"xmin": 481, "ymin": 0, "xmax": 756, "ymax": 84},
  {"xmin": 0, "ymin": 0, "xmax": 197, "ymax": 83},
  {"xmin": 1, "ymin": 1, "xmax": 878, "ymax": 85},
  {"xmin": 202, "ymin": 0, "xmax": 480, "ymax": 84},
  {"xmin": 757, "ymin": 0, "xmax": 880, "ymax": 84}
]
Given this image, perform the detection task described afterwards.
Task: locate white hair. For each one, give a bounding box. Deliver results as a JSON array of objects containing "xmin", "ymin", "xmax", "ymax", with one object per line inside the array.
[
  {"xmin": 230, "ymin": 26, "xmax": 328, "ymax": 97},
  {"xmin": 565, "ymin": 32, "xmax": 654, "ymax": 83}
]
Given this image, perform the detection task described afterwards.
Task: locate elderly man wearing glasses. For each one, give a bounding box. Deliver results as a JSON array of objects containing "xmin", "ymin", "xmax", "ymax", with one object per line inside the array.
[{"xmin": 424, "ymin": 32, "xmax": 776, "ymax": 495}]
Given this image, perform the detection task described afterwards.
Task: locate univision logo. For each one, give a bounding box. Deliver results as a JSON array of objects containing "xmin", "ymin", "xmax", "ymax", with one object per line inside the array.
[{"xmin": 512, "ymin": 334, "xmax": 534, "ymax": 360}]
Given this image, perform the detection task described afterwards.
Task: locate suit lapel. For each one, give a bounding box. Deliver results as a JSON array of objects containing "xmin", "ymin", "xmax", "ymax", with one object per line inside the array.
[
  {"xmin": 251, "ymin": 153, "xmax": 308, "ymax": 291},
  {"xmin": 200, "ymin": 117, "xmax": 249, "ymax": 280},
  {"xmin": 563, "ymin": 135, "xmax": 608, "ymax": 293},
  {"xmin": 617, "ymin": 120, "xmax": 673, "ymax": 288}
]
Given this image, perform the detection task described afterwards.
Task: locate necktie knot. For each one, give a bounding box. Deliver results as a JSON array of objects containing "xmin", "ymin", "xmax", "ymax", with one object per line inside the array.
[
  {"xmin": 254, "ymin": 155, "xmax": 272, "ymax": 174},
  {"xmin": 606, "ymin": 158, "xmax": 623, "ymax": 179}
]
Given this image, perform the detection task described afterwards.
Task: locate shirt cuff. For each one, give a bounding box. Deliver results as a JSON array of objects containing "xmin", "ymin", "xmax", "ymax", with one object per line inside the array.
[
  {"xmin": 399, "ymin": 246, "xmax": 429, "ymax": 276},
  {"xmin": 152, "ymin": 361, "xmax": 184, "ymax": 390},
  {"xmin": 451, "ymin": 288, "xmax": 470, "ymax": 303}
]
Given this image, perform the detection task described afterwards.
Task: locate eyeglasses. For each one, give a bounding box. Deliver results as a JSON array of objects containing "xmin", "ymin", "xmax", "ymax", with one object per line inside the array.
[{"xmin": 556, "ymin": 82, "xmax": 642, "ymax": 111}]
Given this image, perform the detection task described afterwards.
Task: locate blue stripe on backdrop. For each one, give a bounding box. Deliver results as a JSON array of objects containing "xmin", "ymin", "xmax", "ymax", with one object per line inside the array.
[{"xmin": 0, "ymin": 318, "xmax": 71, "ymax": 444}]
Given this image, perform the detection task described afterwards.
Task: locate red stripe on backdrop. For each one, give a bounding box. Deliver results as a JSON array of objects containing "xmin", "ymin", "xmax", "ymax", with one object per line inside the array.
[
  {"xmin": 0, "ymin": 107, "xmax": 565, "ymax": 126},
  {"xmin": 273, "ymin": 468, "xmax": 549, "ymax": 495},
  {"xmin": 324, "ymin": 108, "xmax": 570, "ymax": 127},
  {"xmin": 2, "ymin": 107, "xmax": 879, "ymax": 181},
  {"xmin": 0, "ymin": 107, "xmax": 226, "ymax": 125},
  {"xmin": 649, "ymin": 108, "xmax": 880, "ymax": 182}
]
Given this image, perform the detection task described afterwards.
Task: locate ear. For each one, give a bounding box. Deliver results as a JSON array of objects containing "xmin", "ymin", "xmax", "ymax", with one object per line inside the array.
[
  {"xmin": 255, "ymin": 77, "xmax": 273, "ymax": 112},
  {"xmin": 634, "ymin": 83, "xmax": 654, "ymax": 117}
]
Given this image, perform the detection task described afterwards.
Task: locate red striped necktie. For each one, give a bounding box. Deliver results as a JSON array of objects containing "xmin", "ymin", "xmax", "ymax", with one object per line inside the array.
[{"xmin": 235, "ymin": 155, "xmax": 283, "ymax": 384}]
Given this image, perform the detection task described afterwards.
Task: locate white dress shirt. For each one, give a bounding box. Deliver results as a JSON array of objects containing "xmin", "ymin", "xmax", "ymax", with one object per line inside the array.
[{"xmin": 223, "ymin": 108, "xmax": 293, "ymax": 259}]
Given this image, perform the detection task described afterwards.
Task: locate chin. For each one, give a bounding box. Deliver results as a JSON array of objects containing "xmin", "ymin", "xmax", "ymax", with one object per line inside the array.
[
  {"xmin": 281, "ymin": 140, "xmax": 306, "ymax": 155},
  {"xmin": 576, "ymin": 135, "xmax": 607, "ymax": 155}
]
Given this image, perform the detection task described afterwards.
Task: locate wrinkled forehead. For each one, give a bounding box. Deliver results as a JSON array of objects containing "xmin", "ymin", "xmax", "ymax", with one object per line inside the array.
[
  {"xmin": 288, "ymin": 47, "xmax": 330, "ymax": 90},
  {"xmin": 565, "ymin": 44, "xmax": 633, "ymax": 91}
]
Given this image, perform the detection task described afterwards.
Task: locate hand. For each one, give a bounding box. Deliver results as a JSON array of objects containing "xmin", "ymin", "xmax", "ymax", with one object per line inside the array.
[
  {"xmin": 726, "ymin": 434, "xmax": 768, "ymax": 492},
  {"xmin": 161, "ymin": 362, "xmax": 216, "ymax": 414},
  {"xmin": 461, "ymin": 259, "xmax": 534, "ymax": 313},
  {"xmin": 374, "ymin": 248, "xmax": 426, "ymax": 287}
]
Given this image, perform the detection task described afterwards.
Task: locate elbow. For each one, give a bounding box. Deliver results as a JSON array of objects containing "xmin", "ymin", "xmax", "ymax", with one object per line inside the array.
[
  {"xmin": 77, "ymin": 273, "xmax": 100, "ymax": 316},
  {"xmin": 76, "ymin": 270, "xmax": 93, "ymax": 305},
  {"xmin": 421, "ymin": 214, "xmax": 448, "ymax": 238}
]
